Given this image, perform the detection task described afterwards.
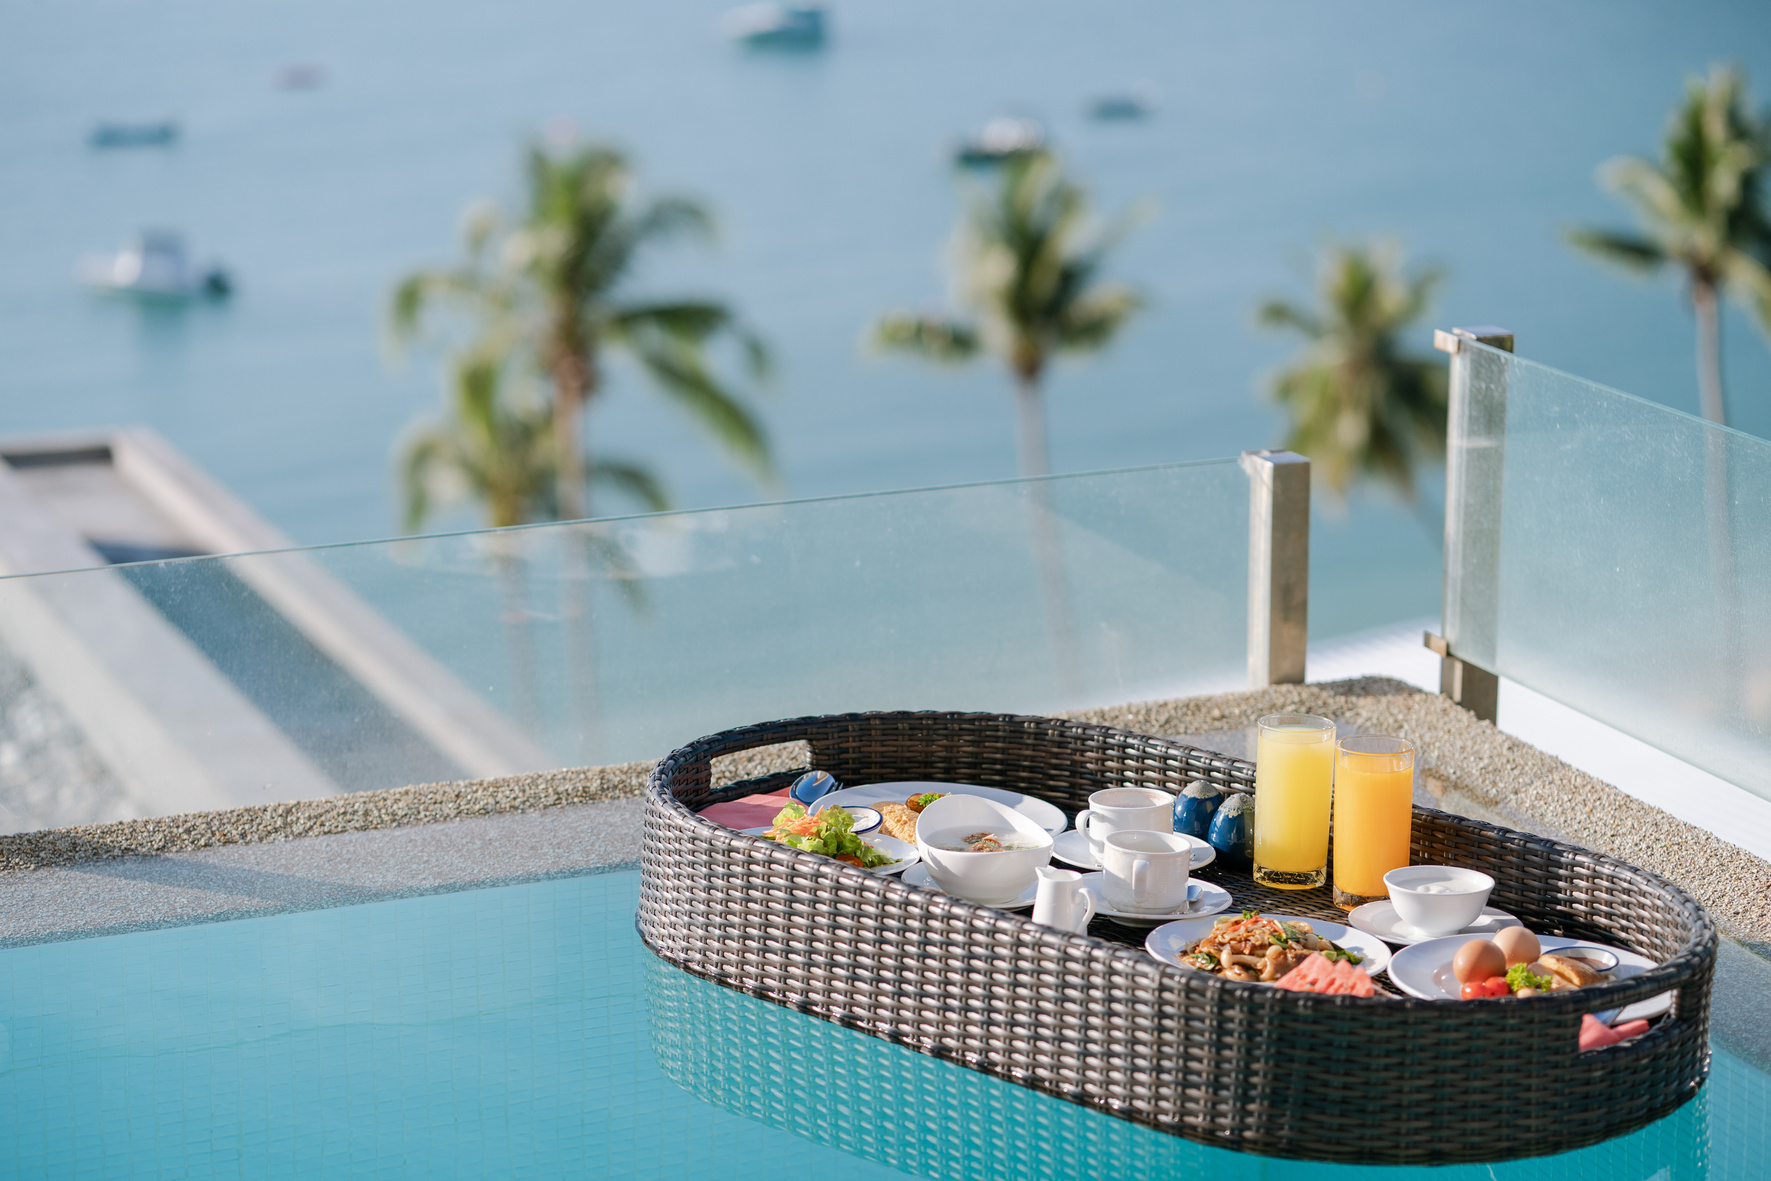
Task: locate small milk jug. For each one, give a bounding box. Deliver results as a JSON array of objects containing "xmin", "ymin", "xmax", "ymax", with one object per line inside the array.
[{"xmin": 1032, "ymin": 866, "xmax": 1097, "ymax": 934}]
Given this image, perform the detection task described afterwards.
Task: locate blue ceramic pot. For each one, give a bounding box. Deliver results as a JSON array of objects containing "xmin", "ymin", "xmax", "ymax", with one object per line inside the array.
[
  {"xmin": 1173, "ymin": 781, "xmax": 1222, "ymax": 840},
  {"xmin": 1207, "ymin": 793, "xmax": 1255, "ymax": 868}
]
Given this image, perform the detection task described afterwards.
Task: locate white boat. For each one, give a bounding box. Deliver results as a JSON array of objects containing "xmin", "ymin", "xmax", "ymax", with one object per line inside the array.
[
  {"xmin": 79, "ymin": 231, "xmax": 231, "ymax": 299},
  {"xmin": 723, "ymin": 2, "xmax": 825, "ymax": 47},
  {"xmin": 954, "ymin": 117, "xmax": 1047, "ymax": 165}
]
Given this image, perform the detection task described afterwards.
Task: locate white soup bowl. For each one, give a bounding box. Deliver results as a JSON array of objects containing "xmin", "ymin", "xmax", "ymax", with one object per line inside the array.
[
  {"xmin": 1383, "ymin": 864, "xmax": 1495, "ymax": 937},
  {"xmin": 916, "ymin": 794, "xmax": 1054, "ymax": 905}
]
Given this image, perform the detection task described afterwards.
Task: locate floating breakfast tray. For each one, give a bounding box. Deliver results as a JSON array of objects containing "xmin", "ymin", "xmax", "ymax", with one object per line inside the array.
[{"xmin": 637, "ymin": 711, "xmax": 1716, "ymax": 1165}]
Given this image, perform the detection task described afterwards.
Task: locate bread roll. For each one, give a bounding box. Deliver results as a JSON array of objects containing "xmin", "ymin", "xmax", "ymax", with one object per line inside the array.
[
  {"xmin": 1538, "ymin": 953, "xmax": 1605, "ymax": 989},
  {"xmin": 876, "ymin": 802, "xmax": 919, "ymax": 843}
]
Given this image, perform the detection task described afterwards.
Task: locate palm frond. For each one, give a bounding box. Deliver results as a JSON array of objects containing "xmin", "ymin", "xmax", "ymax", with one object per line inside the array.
[
  {"xmin": 628, "ymin": 340, "xmax": 774, "ymax": 482},
  {"xmin": 738, "ymin": 325, "xmax": 773, "ymax": 383},
  {"xmin": 612, "ymin": 300, "xmax": 734, "ymax": 341},
  {"xmin": 589, "ymin": 458, "xmax": 671, "ymax": 513},
  {"xmin": 395, "ymin": 340, "xmax": 560, "ymax": 531},
  {"xmin": 1565, "ymin": 227, "xmax": 1668, "ymax": 274},
  {"xmin": 633, "ymin": 195, "xmax": 716, "ymax": 246},
  {"xmin": 1600, "ymin": 156, "xmax": 1689, "ymax": 231},
  {"xmin": 867, "ymin": 313, "xmax": 981, "ymax": 362},
  {"xmin": 388, "ymin": 268, "xmax": 482, "ymax": 343},
  {"xmin": 1256, "ymin": 299, "xmax": 1324, "ymax": 337},
  {"xmin": 615, "ymin": 301, "xmax": 774, "ymax": 382},
  {"xmin": 396, "ymin": 426, "xmax": 455, "ymax": 533},
  {"xmin": 1055, "ymin": 285, "xmax": 1142, "ymax": 353},
  {"xmin": 1721, "ymin": 250, "xmax": 1771, "ymax": 338}
]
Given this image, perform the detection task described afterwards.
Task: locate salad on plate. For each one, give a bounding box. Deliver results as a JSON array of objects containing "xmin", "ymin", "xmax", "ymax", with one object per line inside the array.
[{"xmin": 764, "ymin": 803, "xmax": 896, "ymax": 869}]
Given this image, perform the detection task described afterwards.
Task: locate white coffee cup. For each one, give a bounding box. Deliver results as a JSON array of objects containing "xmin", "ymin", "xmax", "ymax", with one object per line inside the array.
[
  {"xmin": 1100, "ymin": 830, "xmax": 1192, "ymax": 913},
  {"xmin": 1032, "ymin": 866, "xmax": 1097, "ymax": 934},
  {"xmin": 1075, "ymin": 788, "xmax": 1175, "ymax": 860}
]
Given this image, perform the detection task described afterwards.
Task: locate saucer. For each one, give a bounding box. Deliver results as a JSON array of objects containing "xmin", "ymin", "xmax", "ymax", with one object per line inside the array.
[
  {"xmin": 1077, "ymin": 874, "xmax": 1233, "ymax": 924},
  {"xmin": 899, "ymin": 862, "xmax": 1036, "ymax": 909},
  {"xmin": 1052, "ymin": 829, "xmax": 1215, "ymax": 873},
  {"xmin": 1346, "ymin": 900, "xmax": 1523, "ymax": 946}
]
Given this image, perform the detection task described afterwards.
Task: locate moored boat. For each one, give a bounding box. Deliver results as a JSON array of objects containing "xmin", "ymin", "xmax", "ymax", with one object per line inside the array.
[
  {"xmin": 722, "ymin": 2, "xmax": 825, "ymax": 47},
  {"xmin": 88, "ymin": 120, "xmax": 179, "ymax": 148},
  {"xmin": 954, "ymin": 116, "xmax": 1047, "ymax": 165},
  {"xmin": 78, "ymin": 231, "xmax": 231, "ymax": 299}
]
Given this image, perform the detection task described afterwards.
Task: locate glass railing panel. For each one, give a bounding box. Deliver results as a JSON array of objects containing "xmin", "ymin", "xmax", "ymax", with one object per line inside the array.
[
  {"xmin": 1444, "ymin": 342, "xmax": 1771, "ymax": 800},
  {"xmin": 0, "ymin": 460, "xmax": 1249, "ymax": 828}
]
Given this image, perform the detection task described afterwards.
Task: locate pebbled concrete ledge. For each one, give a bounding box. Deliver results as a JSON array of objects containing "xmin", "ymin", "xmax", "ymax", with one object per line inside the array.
[{"xmin": 0, "ymin": 797, "xmax": 647, "ymax": 949}]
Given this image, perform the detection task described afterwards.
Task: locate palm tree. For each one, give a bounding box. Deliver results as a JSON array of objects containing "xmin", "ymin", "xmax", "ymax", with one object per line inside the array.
[
  {"xmin": 392, "ymin": 139, "xmax": 774, "ymax": 521},
  {"xmin": 393, "ymin": 344, "xmax": 557, "ymax": 729},
  {"xmin": 1257, "ymin": 242, "xmax": 1447, "ymax": 509},
  {"xmin": 391, "ymin": 137, "xmax": 770, "ymax": 758},
  {"xmin": 867, "ymin": 152, "xmax": 1144, "ymax": 698},
  {"xmin": 1568, "ymin": 66, "xmax": 1771, "ymax": 426},
  {"xmin": 397, "ymin": 345, "xmax": 558, "ymax": 531},
  {"xmin": 868, "ymin": 150, "xmax": 1146, "ymax": 478}
]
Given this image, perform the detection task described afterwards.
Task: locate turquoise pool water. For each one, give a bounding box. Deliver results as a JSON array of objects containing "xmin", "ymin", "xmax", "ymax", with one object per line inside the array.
[{"xmin": 0, "ymin": 870, "xmax": 1763, "ymax": 1179}]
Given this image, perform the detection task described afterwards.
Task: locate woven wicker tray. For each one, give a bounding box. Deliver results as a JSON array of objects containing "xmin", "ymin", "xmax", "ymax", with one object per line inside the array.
[{"xmin": 638, "ymin": 711, "xmax": 1716, "ymax": 1165}]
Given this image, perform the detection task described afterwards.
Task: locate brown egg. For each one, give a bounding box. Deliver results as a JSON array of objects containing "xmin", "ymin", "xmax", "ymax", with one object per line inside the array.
[
  {"xmin": 1452, "ymin": 938, "xmax": 1507, "ymax": 984},
  {"xmin": 1492, "ymin": 926, "xmax": 1542, "ymax": 967}
]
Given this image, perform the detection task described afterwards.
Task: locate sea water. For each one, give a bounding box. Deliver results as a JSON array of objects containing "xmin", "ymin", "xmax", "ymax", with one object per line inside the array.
[{"xmin": 3, "ymin": 0, "xmax": 1771, "ymax": 638}]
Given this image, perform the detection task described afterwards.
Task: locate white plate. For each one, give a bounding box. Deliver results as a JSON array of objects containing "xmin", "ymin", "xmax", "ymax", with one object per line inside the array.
[
  {"xmin": 1346, "ymin": 900, "xmax": 1523, "ymax": 946},
  {"xmin": 1145, "ymin": 913, "xmax": 1392, "ymax": 979},
  {"xmin": 898, "ymin": 861, "xmax": 1036, "ymax": 908},
  {"xmin": 1074, "ymin": 873, "xmax": 1233, "ymax": 924},
  {"xmin": 817, "ymin": 782, "xmax": 1067, "ymax": 837},
  {"xmin": 1052, "ymin": 828, "xmax": 1215, "ymax": 873},
  {"xmin": 1387, "ymin": 933, "xmax": 1671, "ymax": 1022},
  {"xmin": 740, "ymin": 827, "xmax": 918, "ymax": 874}
]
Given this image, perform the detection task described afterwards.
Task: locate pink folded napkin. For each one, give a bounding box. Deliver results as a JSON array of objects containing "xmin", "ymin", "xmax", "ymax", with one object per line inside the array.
[{"xmin": 699, "ymin": 789, "xmax": 795, "ymax": 831}]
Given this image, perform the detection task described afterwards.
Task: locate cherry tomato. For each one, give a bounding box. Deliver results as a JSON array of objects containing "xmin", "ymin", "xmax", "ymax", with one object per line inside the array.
[
  {"xmin": 1461, "ymin": 981, "xmax": 1485, "ymax": 1000},
  {"xmin": 1482, "ymin": 976, "xmax": 1511, "ymax": 998}
]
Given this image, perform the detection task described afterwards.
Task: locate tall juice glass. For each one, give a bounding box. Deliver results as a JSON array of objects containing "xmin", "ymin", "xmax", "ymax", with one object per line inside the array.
[
  {"xmin": 1252, "ymin": 714, "xmax": 1335, "ymax": 890},
  {"xmin": 1332, "ymin": 736, "xmax": 1416, "ymax": 910}
]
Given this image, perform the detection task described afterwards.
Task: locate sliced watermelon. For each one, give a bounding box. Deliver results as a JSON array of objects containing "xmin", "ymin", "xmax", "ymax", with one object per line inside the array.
[
  {"xmin": 1276, "ymin": 953, "xmax": 1332, "ymax": 991},
  {"xmin": 1277, "ymin": 952, "xmax": 1374, "ymax": 996},
  {"xmin": 1329, "ymin": 958, "xmax": 1374, "ymax": 997}
]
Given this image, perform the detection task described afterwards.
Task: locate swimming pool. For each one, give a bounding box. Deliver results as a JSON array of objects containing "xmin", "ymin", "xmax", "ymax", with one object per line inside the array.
[{"xmin": 0, "ymin": 870, "xmax": 1762, "ymax": 1179}]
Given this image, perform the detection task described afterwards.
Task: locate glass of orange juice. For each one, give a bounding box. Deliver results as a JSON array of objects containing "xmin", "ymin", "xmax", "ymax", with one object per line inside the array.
[
  {"xmin": 1252, "ymin": 714, "xmax": 1335, "ymax": 891},
  {"xmin": 1332, "ymin": 735, "xmax": 1416, "ymax": 910}
]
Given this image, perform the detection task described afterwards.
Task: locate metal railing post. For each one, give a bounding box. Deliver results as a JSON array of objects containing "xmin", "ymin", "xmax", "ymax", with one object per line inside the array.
[
  {"xmin": 1426, "ymin": 326, "xmax": 1512, "ymax": 723},
  {"xmin": 1241, "ymin": 449, "xmax": 1310, "ymax": 688}
]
